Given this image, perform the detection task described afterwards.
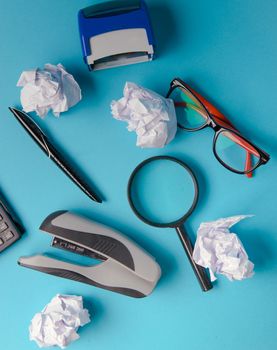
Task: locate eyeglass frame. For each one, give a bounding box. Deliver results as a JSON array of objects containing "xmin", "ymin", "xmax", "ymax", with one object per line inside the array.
[{"xmin": 166, "ymin": 78, "xmax": 270, "ymax": 175}]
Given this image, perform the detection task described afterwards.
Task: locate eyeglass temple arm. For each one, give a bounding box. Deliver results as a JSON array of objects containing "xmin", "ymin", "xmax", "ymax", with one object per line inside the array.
[
  {"xmin": 245, "ymin": 151, "xmax": 252, "ymax": 178},
  {"xmin": 174, "ymin": 102, "xmax": 258, "ymax": 155}
]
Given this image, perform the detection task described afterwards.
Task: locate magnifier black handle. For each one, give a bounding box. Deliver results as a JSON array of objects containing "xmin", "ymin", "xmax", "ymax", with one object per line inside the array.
[{"xmin": 175, "ymin": 226, "xmax": 213, "ymax": 292}]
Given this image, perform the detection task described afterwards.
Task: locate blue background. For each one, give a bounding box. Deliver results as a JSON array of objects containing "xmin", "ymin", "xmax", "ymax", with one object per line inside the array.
[{"xmin": 0, "ymin": 0, "xmax": 276, "ymax": 349}]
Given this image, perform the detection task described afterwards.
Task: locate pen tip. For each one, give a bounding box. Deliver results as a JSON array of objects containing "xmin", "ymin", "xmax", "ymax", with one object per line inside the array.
[
  {"xmin": 9, "ymin": 107, "xmax": 22, "ymax": 114},
  {"xmin": 8, "ymin": 107, "xmax": 18, "ymax": 116}
]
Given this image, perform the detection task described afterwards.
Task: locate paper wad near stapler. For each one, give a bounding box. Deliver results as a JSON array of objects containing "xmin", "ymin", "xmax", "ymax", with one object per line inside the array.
[
  {"xmin": 78, "ymin": 0, "xmax": 155, "ymax": 71},
  {"xmin": 18, "ymin": 211, "xmax": 161, "ymax": 298}
]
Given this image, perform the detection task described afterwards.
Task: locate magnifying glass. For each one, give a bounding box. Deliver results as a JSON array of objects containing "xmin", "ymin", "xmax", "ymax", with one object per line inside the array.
[{"xmin": 127, "ymin": 156, "xmax": 212, "ymax": 292}]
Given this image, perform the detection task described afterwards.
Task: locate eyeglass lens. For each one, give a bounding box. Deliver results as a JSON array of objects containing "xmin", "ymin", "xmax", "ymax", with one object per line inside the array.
[
  {"xmin": 215, "ymin": 130, "xmax": 261, "ymax": 173},
  {"xmin": 170, "ymin": 86, "xmax": 209, "ymax": 130}
]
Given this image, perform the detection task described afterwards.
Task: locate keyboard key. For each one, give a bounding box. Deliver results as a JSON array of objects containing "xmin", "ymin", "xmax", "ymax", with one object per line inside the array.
[
  {"xmin": 0, "ymin": 222, "xmax": 8, "ymax": 232},
  {"xmin": 3, "ymin": 231, "xmax": 14, "ymax": 241}
]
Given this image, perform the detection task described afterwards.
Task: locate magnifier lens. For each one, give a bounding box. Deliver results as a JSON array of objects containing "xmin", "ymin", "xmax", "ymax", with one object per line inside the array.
[{"xmin": 130, "ymin": 159, "xmax": 196, "ymax": 225}]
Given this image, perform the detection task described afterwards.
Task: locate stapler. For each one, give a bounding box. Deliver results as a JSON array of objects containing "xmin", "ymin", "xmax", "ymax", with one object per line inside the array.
[
  {"xmin": 18, "ymin": 211, "xmax": 161, "ymax": 298},
  {"xmin": 78, "ymin": 0, "xmax": 155, "ymax": 71}
]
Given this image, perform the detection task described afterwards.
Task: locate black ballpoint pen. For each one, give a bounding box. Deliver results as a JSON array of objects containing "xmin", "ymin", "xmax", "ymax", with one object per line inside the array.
[{"xmin": 9, "ymin": 107, "xmax": 102, "ymax": 204}]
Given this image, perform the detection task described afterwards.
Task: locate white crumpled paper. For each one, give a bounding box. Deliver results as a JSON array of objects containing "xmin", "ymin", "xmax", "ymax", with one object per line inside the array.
[
  {"xmin": 193, "ymin": 215, "xmax": 254, "ymax": 281},
  {"xmin": 111, "ymin": 82, "xmax": 177, "ymax": 148},
  {"xmin": 29, "ymin": 294, "xmax": 90, "ymax": 349},
  {"xmin": 17, "ymin": 63, "xmax": 82, "ymax": 118}
]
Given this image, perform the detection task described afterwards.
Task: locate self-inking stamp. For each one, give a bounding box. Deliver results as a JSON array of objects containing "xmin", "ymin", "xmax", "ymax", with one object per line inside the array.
[{"xmin": 78, "ymin": 0, "xmax": 155, "ymax": 71}]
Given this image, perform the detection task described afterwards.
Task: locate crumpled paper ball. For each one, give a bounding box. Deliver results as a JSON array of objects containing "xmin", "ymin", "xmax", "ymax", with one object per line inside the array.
[
  {"xmin": 29, "ymin": 294, "xmax": 90, "ymax": 349},
  {"xmin": 193, "ymin": 215, "xmax": 254, "ymax": 281},
  {"xmin": 111, "ymin": 82, "xmax": 177, "ymax": 148},
  {"xmin": 17, "ymin": 63, "xmax": 82, "ymax": 118}
]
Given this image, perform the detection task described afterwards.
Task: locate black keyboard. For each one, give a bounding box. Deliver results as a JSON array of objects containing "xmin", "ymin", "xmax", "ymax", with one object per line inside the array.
[{"xmin": 0, "ymin": 200, "xmax": 23, "ymax": 252}]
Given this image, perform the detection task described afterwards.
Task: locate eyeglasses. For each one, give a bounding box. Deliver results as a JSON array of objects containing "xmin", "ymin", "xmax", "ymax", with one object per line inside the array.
[{"xmin": 166, "ymin": 78, "xmax": 270, "ymax": 177}]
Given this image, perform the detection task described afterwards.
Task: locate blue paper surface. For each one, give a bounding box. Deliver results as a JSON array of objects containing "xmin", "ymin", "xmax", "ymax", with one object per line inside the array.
[{"xmin": 0, "ymin": 1, "xmax": 276, "ymax": 349}]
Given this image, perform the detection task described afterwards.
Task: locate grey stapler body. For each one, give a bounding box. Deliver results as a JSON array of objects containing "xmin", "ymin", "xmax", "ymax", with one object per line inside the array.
[{"xmin": 18, "ymin": 211, "xmax": 161, "ymax": 298}]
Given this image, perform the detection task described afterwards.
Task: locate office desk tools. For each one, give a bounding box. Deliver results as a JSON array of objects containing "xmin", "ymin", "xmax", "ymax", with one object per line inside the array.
[
  {"xmin": 18, "ymin": 211, "xmax": 161, "ymax": 298},
  {"xmin": 128, "ymin": 156, "xmax": 212, "ymax": 292},
  {"xmin": 17, "ymin": 64, "xmax": 82, "ymax": 118},
  {"xmin": 0, "ymin": 192, "xmax": 24, "ymax": 253},
  {"xmin": 167, "ymin": 78, "xmax": 270, "ymax": 177},
  {"xmin": 78, "ymin": 0, "xmax": 155, "ymax": 71},
  {"xmin": 9, "ymin": 108, "xmax": 102, "ymax": 203},
  {"xmin": 111, "ymin": 82, "xmax": 177, "ymax": 148}
]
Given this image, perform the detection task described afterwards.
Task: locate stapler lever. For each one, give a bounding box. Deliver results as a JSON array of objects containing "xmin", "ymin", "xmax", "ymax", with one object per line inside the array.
[{"xmin": 18, "ymin": 211, "xmax": 161, "ymax": 298}]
